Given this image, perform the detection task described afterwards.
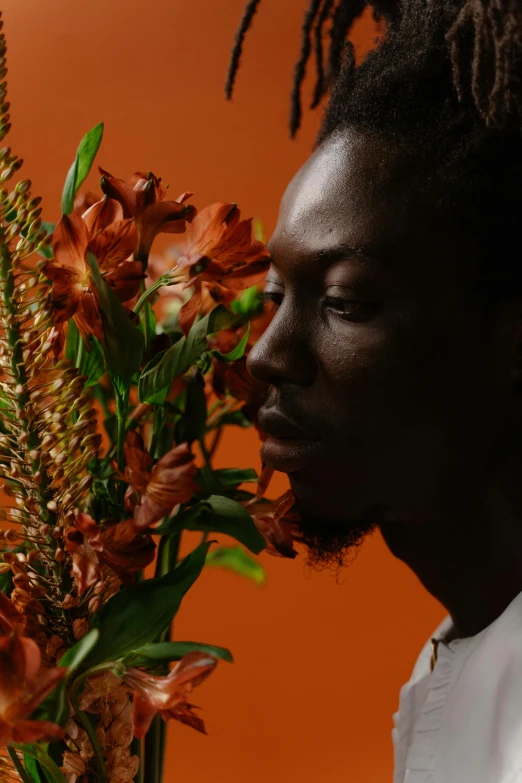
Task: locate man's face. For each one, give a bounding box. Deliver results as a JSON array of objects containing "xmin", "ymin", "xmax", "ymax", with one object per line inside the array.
[{"xmin": 247, "ymin": 130, "xmax": 517, "ymax": 565}]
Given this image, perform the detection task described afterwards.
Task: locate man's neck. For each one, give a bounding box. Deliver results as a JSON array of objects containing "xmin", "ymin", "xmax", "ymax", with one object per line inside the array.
[{"xmin": 378, "ymin": 513, "xmax": 522, "ymax": 640}]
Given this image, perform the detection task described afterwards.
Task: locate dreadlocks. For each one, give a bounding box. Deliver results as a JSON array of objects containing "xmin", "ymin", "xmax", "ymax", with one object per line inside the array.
[
  {"xmin": 227, "ymin": 0, "xmax": 522, "ymax": 135},
  {"xmin": 226, "ymin": 0, "xmax": 373, "ymax": 136},
  {"xmin": 227, "ymin": 0, "xmax": 522, "ymax": 291}
]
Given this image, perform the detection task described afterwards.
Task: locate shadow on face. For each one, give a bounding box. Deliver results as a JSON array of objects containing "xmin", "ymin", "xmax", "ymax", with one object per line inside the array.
[{"xmin": 247, "ymin": 129, "xmax": 522, "ymax": 567}]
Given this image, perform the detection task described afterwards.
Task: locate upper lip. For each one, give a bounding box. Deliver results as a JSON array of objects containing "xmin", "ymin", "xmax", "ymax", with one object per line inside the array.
[{"xmin": 257, "ymin": 407, "xmax": 318, "ymax": 440}]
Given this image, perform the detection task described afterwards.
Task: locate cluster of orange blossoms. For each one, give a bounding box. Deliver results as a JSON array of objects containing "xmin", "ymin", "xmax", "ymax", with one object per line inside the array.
[{"xmin": 0, "ymin": 162, "xmax": 302, "ymax": 783}]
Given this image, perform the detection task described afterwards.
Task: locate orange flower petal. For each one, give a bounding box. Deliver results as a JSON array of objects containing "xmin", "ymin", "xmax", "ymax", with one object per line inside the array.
[
  {"xmin": 100, "ymin": 520, "xmax": 156, "ymax": 574},
  {"xmin": 103, "ymin": 259, "xmax": 144, "ymax": 304},
  {"xmin": 82, "ymin": 196, "xmax": 124, "ymax": 235},
  {"xmin": 43, "ymin": 262, "xmax": 84, "ymax": 323},
  {"xmin": 178, "ymin": 284, "xmax": 203, "ymax": 337},
  {"xmin": 74, "ymin": 291, "xmax": 104, "ymax": 342},
  {"xmin": 20, "ymin": 666, "xmax": 66, "ymax": 717},
  {"xmin": 11, "ymin": 718, "xmax": 64, "ymax": 745},
  {"xmin": 131, "ymin": 692, "xmax": 157, "ymax": 739},
  {"xmin": 88, "ymin": 218, "xmax": 138, "ymax": 267},
  {"xmin": 99, "ymin": 167, "xmax": 138, "ymax": 218},
  {"xmin": 52, "ymin": 212, "xmax": 90, "ymax": 272},
  {"xmin": 136, "ymin": 201, "xmax": 190, "ymax": 261},
  {"xmin": 133, "ymin": 443, "xmax": 198, "ymax": 530},
  {"xmin": 124, "ymin": 431, "xmax": 152, "ymax": 493},
  {"xmin": 176, "ymin": 203, "xmax": 237, "ymax": 269}
]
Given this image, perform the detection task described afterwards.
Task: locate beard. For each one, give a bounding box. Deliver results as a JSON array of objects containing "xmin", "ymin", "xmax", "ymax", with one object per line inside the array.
[{"xmin": 294, "ymin": 504, "xmax": 380, "ymax": 574}]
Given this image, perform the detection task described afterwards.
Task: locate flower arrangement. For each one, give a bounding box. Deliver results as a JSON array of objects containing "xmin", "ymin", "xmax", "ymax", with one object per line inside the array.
[{"xmin": 0, "ymin": 13, "xmax": 300, "ymax": 782}]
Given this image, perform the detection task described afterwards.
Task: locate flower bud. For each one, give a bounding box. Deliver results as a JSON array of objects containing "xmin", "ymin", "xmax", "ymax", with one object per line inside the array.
[
  {"xmin": 62, "ymin": 593, "xmax": 79, "ymax": 609},
  {"xmin": 73, "ymin": 618, "xmax": 89, "ymax": 640}
]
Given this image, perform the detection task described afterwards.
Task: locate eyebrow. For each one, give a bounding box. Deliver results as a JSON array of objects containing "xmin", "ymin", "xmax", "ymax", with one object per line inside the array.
[
  {"xmin": 267, "ymin": 242, "xmax": 384, "ymax": 271},
  {"xmin": 314, "ymin": 244, "xmax": 383, "ymax": 265}
]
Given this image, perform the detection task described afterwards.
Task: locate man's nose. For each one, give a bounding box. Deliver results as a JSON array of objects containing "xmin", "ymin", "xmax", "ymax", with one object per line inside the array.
[{"xmin": 246, "ymin": 302, "xmax": 315, "ymax": 387}]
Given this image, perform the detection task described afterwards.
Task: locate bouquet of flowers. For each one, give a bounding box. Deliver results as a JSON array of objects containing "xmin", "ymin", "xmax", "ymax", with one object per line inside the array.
[{"xmin": 0, "ymin": 13, "xmax": 300, "ymax": 782}]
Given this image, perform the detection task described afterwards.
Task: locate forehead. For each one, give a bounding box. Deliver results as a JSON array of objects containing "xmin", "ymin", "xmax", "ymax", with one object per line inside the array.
[{"xmin": 270, "ymin": 131, "xmax": 456, "ymax": 267}]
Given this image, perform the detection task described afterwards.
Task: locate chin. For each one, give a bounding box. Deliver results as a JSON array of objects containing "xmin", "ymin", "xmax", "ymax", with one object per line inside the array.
[{"xmin": 289, "ymin": 472, "xmax": 374, "ymax": 521}]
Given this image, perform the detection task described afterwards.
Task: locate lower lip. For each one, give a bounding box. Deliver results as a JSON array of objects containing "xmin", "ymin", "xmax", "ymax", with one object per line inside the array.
[{"xmin": 261, "ymin": 435, "xmax": 324, "ymax": 473}]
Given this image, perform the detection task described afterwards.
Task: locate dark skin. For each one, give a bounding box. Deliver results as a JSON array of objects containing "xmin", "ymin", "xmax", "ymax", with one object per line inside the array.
[{"xmin": 247, "ymin": 129, "xmax": 522, "ymax": 643}]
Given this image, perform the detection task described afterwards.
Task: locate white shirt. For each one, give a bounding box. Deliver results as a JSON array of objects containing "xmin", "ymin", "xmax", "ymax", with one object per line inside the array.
[{"xmin": 392, "ymin": 590, "xmax": 522, "ymax": 783}]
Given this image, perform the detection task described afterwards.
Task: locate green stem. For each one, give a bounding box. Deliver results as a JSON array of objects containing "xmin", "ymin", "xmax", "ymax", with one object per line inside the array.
[
  {"xmin": 199, "ymin": 437, "xmax": 212, "ymax": 472},
  {"xmin": 134, "ymin": 275, "xmax": 170, "ymax": 316},
  {"xmin": 75, "ymin": 330, "xmax": 85, "ymax": 371},
  {"xmin": 115, "ymin": 384, "xmax": 130, "ymax": 473},
  {"xmin": 70, "ymin": 690, "xmax": 108, "ymax": 783},
  {"xmin": 131, "ymin": 737, "xmax": 144, "ymax": 783},
  {"xmin": 7, "ymin": 747, "xmax": 33, "ymax": 783},
  {"xmin": 209, "ymin": 427, "xmax": 223, "ymax": 459},
  {"xmin": 144, "ymin": 715, "xmax": 163, "ymax": 783},
  {"xmin": 150, "ymin": 406, "xmax": 165, "ymax": 460},
  {"xmin": 145, "ymin": 531, "xmax": 181, "ymax": 783}
]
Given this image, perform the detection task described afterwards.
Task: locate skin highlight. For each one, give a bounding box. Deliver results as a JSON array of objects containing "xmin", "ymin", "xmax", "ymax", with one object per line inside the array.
[{"xmin": 247, "ymin": 129, "xmax": 522, "ymax": 643}]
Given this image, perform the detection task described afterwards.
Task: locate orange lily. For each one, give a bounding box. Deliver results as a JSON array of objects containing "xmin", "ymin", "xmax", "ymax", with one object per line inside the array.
[
  {"xmin": 123, "ymin": 432, "xmax": 199, "ymax": 530},
  {"xmin": 125, "ymin": 651, "xmax": 217, "ymax": 738},
  {"xmin": 0, "ymin": 634, "xmax": 65, "ymax": 746},
  {"xmin": 246, "ymin": 490, "xmax": 302, "ymax": 559},
  {"xmin": 175, "ymin": 203, "xmax": 270, "ymax": 334},
  {"xmin": 44, "ymin": 199, "xmax": 143, "ymax": 343},
  {"xmin": 64, "ymin": 513, "xmax": 156, "ymax": 595},
  {"xmin": 99, "ymin": 168, "xmax": 196, "ymax": 264},
  {"xmin": 224, "ymin": 356, "xmax": 269, "ymax": 430}
]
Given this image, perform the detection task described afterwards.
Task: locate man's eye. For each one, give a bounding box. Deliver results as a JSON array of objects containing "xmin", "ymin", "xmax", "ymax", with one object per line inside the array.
[
  {"xmin": 262, "ymin": 290, "xmax": 284, "ymax": 307},
  {"xmin": 323, "ymin": 296, "xmax": 379, "ymax": 320}
]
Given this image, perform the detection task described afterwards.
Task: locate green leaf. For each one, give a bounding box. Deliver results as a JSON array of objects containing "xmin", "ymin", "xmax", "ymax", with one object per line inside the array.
[
  {"xmin": 86, "ymin": 253, "xmax": 144, "ymax": 387},
  {"xmin": 175, "ymin": 376, "xmax": 207, "ymax": 445},
  {"xmin": 126, "ymin": 640, "xmax": 233, "ymax": 668},
  {"xmin": 59, "ymin": 629, "xmax": 99, "ymax": 671},
  {"xmin": 210, "ymin": 324, "xmax": 250, "ymax": 363},
  {"xmin": 62, "ymin": 122, "xmax": 104, "ymax": 215},
  {"xmin": 0, "ymin": 568, "xmax": 12, "ymax": 595},
  {"xmin": 138, "ymin": 305, "xmax": 235, "ymax": 404},
  {"xmin": 19, "ymin": 747, "xmax": 66, "ymax": 783},
  {"xmin": 137, "ymin": 350, "xmax": 170, "ymax": 405},
  {"xmin": 155, "ymin": 496, "xmax": 265, "ymax": 554},
  {"xmin": 23, "ymin": 754, "xmax": 46, "ymax": 783},
  {"xmin": 85, "ymin": 541, "xmax": 212, "ymax": 667},
  {"xmin": 231, "ymin": 285, "xmax": 263, "ymax": 318},
  {"xmin": 212, "ymin": 468, "xmax": 258, "ymax": 487},
  {"xmin": 253, "ymin": 218, "xmax": 265, "ymax": 243},
  {"xmin": 37, "ymin": 630, "xmax": 100, "ymax": 727},
  {"xmin": 206, "ymin": 545, "xmax": 266, "ymax": 585},
  {"xmin": 196, "ymin": 467, "xmax": 259, "ymax": 498},
  {"xmin": 65, "ymin": 320, "xmax": 105, "ymax": 387}
]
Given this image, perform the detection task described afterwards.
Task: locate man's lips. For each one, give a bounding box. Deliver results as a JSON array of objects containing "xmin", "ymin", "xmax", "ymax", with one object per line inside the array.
[{"xmin": 257, "ymin": 408, "xmax": 324, "ymax": 473}]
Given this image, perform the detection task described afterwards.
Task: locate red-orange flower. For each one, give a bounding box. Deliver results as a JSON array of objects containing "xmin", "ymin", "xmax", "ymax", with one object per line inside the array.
[
  {"xmin": 0, "ymin": 634, "xmax": 65, "ymax": 746},
  {"xmin": 44, "ymin": 199, "xmax": 143, "ymax": 343},
  {"xmin": 64, "ymin": 513, "xmax": 156, "ymax": 595},
  {"xmin": 246, "ymin": 490, "xmax": 302, "ymax": 559},
  {"xmin": 123, "ymin": 432, "xmax": 199, "ymax": 530},
  {"xmin": 125, "ymin": 652, "xmax": 217, "ymax": 738},
  {"xmin": 175, "ymin": 203, "xmax": 270, "ymax": 334},
  {"xmin": 99, "ymin": 168, "xmax": 195, "ymax": 263}
]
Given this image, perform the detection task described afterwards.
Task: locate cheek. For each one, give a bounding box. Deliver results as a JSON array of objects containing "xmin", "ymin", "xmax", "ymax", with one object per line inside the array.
[{"xmin": 313, "ymin": 312, "xmax": 488, "ymax": 461}]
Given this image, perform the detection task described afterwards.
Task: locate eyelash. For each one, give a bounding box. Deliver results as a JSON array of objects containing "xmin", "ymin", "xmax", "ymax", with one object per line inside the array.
[{"xmin": 262, "ymin": 291, "xmax": 377, "ymax": 320}]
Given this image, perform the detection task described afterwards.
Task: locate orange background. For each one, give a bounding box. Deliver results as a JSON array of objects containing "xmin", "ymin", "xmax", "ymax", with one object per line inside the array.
[{"xmin": 4, "ymin": 2, "xmax": 445, "ymax": 781}]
